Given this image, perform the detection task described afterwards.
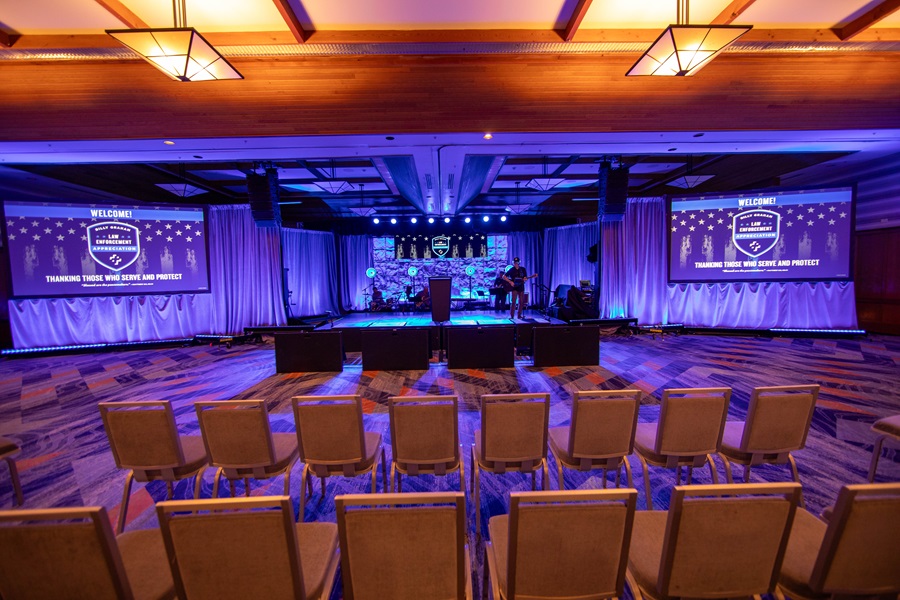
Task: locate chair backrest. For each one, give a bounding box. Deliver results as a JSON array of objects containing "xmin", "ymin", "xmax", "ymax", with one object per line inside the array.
[
  {"xmin": 658, "ymin": 483, "xmax": 800, "ymax": 599},
  {"xmin": 389, "ymin": 395, "xmax": 459, "ymax": 468},
  {"xmin": 157, "ymin": 496, "xmax": 307, "ymax": 600},
  {"xmin": 0, "ymin": 506, "xmax": 133, "ymax": 599},
  {"xmin": 195, "ymin": 399, "xmax": 276, "ymax": 468},
  {"xmin": 506, "ymin": 489, "xmax": 637, "ymax": 600},
  {"xmin": 657, "ymin": 388, "xmax": 731, "ymax": 456},
  {"xmin": 569, "ymin": 390, "xmax": 641, "ymax": 460},
  {"xmin": 809, "ymin": 482, "xmax": 900, "ymax": 595},
  {"xmin": 739, "ymin": 385, "xmax": 819, "ymax": 454},
  {"xmin": 481, "ymin": 393, "xmax": 550, "ymax": 465},
  {"xmin": 336, "ymin": 492, "xmax": 468, "ymax": 600},
  {"xmin": 98, "ymin": 400, "xmax": 185, "ymax": 470},
  {"xmin": 292, "ymin": 395, "xmax": 366, "ymax": 464}
]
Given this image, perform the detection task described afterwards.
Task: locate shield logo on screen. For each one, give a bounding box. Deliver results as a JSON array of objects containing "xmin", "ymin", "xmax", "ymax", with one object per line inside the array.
[
  {"xmin": 732, "ymin": 209, "xmax": 780, "ymax": 259},
  {"xmin": 432, "ymin": 235, "xmax": 450, "ymax": 257},
  {"xmin": 87, "ymin": 222, "xmax": 140, "ymax": 271}
]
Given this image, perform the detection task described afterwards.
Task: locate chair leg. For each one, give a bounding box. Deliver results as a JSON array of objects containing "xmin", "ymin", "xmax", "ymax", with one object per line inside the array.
[
  {"xmin": 472, "ymin": 446, "xmax": 482, "ymax": 538},
  {"xmin": 557, "ymin": 461, "xmax": 565, "ymax": 490},
  {"xmin": 601, "ymin": 468, "xmax": 608, "ymax": 489},
  {"xmin": 706, "ymin": 454, "xmax": 719, "ymax": 484},
  {"xmin": 623, "ymin": 456, "xmax": 634, "ymax": 489},
  {"xmin": 318, "ymin": 476, "xmax": 327, "ymax": 504},
  {"xmin": 744, "ymin": 464, "xmax": 752, "ymax": 483},
  {"xmin": 787, "ymin": 453, "xmax": 805, "ymax": 509},
  {"xmin": 244, "ymin": 477, "xmax": 251, "ymax": 497},
  {"xmin": 614, "ymin": 464, "xmax": 621, "ymax": 488},
  {"xmin": 165, "ymin": 480, "xmax": 174, "ymax": 499},
  {"xmin": 459, "ymin": 455, "xmax": 466, "ymax": 495},
  {"xmin": 686, "ymin": 465, "xmax": 694, "ymax": 485},
  {"xmin": 542, "ymin": 459, "xmax": 549, "ymax": 491},
  {"xmin": 868, "ymin": 436, "xmax": 886, "ymax": 482},
  {"xmin": 390, "ymin": 462, "xmax": 397, "ymax": 493},
  {"xmin": 193, "ymin": 468, "xmax": 205, "ymax": 499},
  {"xmin": 638, "ymin": 455, "xmax": 653, "ymax": 510},
  {"xmin": 212, "ymin": 467, "xmax": 223, "ymax": 498},
  {"xmin": 675, "ymin": 465, "xmax": 683, "ymax": 484},
  {"xmin": 722, "ymin": 456, "xmax": 735, "ymax": 484},
  {"xmin": 283, "ymin": 469, "xmax": 291, "ymax": 496},
  {"xmin": 381, "ymin": 450, "xmax": 388, "ymax": 492},
  {"xmin": 531, "ymin": 470, "xmax": 537, "ymax": 491},
  {"xmin": 116, "ymin": 471, "xmax": 135, "ymax": 535},
  {"xmin": 3, "ymin": 456, "xmax": 23, "ymax": 507},
  {"xmin": 299, "ymin": 465, "xmax": 309, "ymax": 521}
]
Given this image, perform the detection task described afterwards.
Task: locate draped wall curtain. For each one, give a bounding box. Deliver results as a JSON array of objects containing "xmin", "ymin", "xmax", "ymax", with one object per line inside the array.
[
  {"xmin": 339, "ymin": 235, "xmax": 374, "ymax": 312},
  {"xmin": 542, "ymin": 222, "xmax": 599, "ymax": 294},
  {"xmin": 281, "ymin": 228, "xmax": 340, "ymax": 317},
  {"xmin": 508, "ymin": 231, "xmax": 544, "ymax": 306}
]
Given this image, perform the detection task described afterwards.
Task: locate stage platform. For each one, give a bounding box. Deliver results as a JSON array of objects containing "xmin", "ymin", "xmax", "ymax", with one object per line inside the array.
[{"xmin": 322, "ymin": 308, "xmax": 559, "ymax": 329}]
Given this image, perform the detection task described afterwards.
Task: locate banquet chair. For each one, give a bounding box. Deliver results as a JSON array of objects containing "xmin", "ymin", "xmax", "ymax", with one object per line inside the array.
[
  {"xmin": 633, "ymin": 387, "xmax": 730, "ymax": 509},
  {"xmin": 627, "ymin": 482, "xmax": 801, "ymax": 600},
  {"xmin": 549, "ymin": 389, "xmax": 641, "ymax": 490},
  {"xmin": 0, "ymin": 437, "xmax": 23, "ymax": 506},
  {"xmin": 99, "ymin": 400, "xmax": 208, "ymax": 533},
  {"xmin": 472, "ymin": 393, "xmax": 550, "ymax": 536},
  {"xmin": 776, "ymin": 482, "xmax": 900, "ymax": 600},
  {"xmin": 718, "ymin": 384, "xmax": 819, "ymax": 507},
  {"xmin": 194, "ymin": 399, "xmax": 299, "ymax": 498},
  {"xmin": 157, "ymin": 496, "xmax": 338, "ymax": 600},
  {"xmin": 0, "ymin": 505, "xmax": 175, "ymax": 600},
  {"xmin": 867, "ymin": 413, "xmax": 900, "ymax": 482},
  {"xmin": 486, "ymin": 488, "xmax": 637, "ymax": 600},
  {"xmin": 336, "ymin": 492, "xmax": 470, "ymax": 600},
  {"xmin": 388, "ymin": 395, "xmax": 464, "ymax": 493},
  {"xmin": 292, "ymin": 395, "xmax": 387, "ymax": 515}
]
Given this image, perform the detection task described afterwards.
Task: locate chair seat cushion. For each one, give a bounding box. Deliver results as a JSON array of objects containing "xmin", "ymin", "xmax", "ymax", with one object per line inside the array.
[
  {"xmin": 778, "ymin": 507, "xmax": 827, "ymax": 598},
  {"xmin": 626, "ymin": 510, "xmax": 668, "ymax": 596},
  {"xmin": 295, "ymin": 522, "xmax": 339, "ymax": 599},
  {"xmin": 872, "ymin": 414, "xmax": 900, "ymax": 439},
  {"xmin": 117, "ymin": 528, "xmax": 176, "ymax": 600},
  {"xmin": 719, "ymin": 421, "xmax": 752, "ymax": 461},
  {"xmin": 487, "ymin": 515, "xmax": 511, "ymax": 599}
]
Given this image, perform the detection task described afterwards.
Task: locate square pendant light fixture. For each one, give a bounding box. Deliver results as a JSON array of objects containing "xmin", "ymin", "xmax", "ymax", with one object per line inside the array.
[
  {"xmin": 526, "ymin": 157, "xmax": 565, "ymax": 191},
  {"xmin": 627, "ymin": 0, "xmax": 751, "ymax": 76},
  {"xmin": 107, "ymin": 0, "xmax": 242, "ymax": 81}
]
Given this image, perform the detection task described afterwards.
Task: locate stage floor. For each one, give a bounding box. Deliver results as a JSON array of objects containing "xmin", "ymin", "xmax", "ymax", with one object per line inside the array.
[{"xmin": 324, "ymin": 307, "xmax": 558, "ymax": 328}]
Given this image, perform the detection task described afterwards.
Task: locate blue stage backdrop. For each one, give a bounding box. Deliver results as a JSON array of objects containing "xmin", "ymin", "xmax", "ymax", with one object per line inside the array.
[{"xmin": 3, "ymin": 200, "xmax": 210, "ymax": 298}]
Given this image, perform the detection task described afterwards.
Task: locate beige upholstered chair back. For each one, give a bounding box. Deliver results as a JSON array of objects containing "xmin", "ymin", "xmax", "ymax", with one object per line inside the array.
[
  {"xmin": 481, "ymin": 393, "xmax": 550, "ymax": 465},
  {"xmin": 293, "ymin": 395, "xmax": 366, "ymax": 464},
  {"xmin": 657, "ymin": 388, "xmax": 730, "ymax": 456},
  {"xmin": 811, "ymin": 483, "xmax": 900, "ymax": 595},
  {"xmin": 740, "ymin": 385, "xmax": 819, "ymax": 453},
  {"xmin": 99, "ymin": 401, "xmax": 184, "ymax": 471},
  {"xmin": 508, "ymin": 489, "xmax": 637, "ymax": 600},
  {"xmin": 0, "ymin": 507, "xmax": 132, "ymax": 600},
  {"xmin": 660, "ymin": 483, "xmax": 800, "ymax": 599},
  {"xmin": 195, "ymin": 400, "xmax": 276, "ymax": 467},
  {"xmin": 569, "ymin": 390, "xmax": 640, "ymax": 459},
  {"xmin": 157, "ymin": 497, "xmax": 306, "ymax": 600},
  {"xmin": 336, "ymin": 492, "xmax": 468, "ymax": 600},
  {"xmin": 389, "ymin": 395, "xmax": 459, "ymax": 468}
]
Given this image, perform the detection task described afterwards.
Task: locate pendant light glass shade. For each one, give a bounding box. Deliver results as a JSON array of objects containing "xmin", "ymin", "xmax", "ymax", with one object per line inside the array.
[{"xmin": 108, "ymin": 28, "xmax": 243, "ymax": 81}]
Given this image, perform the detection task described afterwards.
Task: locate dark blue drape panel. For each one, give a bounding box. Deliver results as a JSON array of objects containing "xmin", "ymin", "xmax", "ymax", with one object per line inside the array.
[
  {"xmin": 339, "ymin": 235, "xmax": 374, "ymax": 312},
  {"xmin": 8, "ymin": 204, "xmax": 286, "ymax": 348},
  {"xmin": 281, "ymin": 228, "xmax": 340, "ymax": 317},
  {"xmin": 508, "ymin": 231, "xmax": 544, "ymax": 305},
  {"xmin": 206, "ymin": 205, "xmax": 286, "ymax": 333},
  {"xmin": 542, "ymin": 222, "xmax": 599, "ymax": 293},
  {"xmin": 624, "ymin": 198, "xmax": 668, "ymax": 325}
]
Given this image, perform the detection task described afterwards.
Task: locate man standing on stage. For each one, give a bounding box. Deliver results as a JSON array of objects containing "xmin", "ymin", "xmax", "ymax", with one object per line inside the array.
[{"xmin": 503, "ymin": 257, "xmax": 536, "ymax": 320}]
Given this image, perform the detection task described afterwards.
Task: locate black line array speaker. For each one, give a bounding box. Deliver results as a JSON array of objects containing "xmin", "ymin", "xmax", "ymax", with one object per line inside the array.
[
  {"xmin": 598, "ymin": 162, "xmax": 629, "ymax": 222},
  {"xmin": 533, "ymin": 325, "xmax": 600, "ymax": 367},
  {"xmin": 361, "ymin": 328, "xmax": 430, "ymax": 371},
  {"xmin": 247, "ymin": 168, "xmax": 281, "ymax": 227},
  {"xmin": 275, "ymin": 331, "xmax": 343, "ymax": 372},
  {"xmin": 447, "ymin": 326, "xmax": 515, "ymax": 369}
]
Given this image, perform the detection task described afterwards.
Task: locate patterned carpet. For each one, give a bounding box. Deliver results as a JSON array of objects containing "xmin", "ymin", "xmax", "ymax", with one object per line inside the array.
[{"xmin": 1, "ymin": 331, "xmax": 898, "ymax": 598}]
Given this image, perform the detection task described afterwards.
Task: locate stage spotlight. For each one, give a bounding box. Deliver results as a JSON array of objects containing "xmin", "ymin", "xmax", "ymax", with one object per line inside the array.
[
  {"xmin": 483, "ymin": 215, "xmax": 490, "ymax": 222},
  {"xmin": 390, "ymin": 218, "xmax": 397, "ymax": 225},
  {"xmin": 444, "ymin": 217, "xmax": 450, "ymax": 223},
  {"xmin": 411, "ymin": 217, "xmax": 417, "ymax": 223},
  {"xmin": 464, "ymin": 217, "xmax": 471, "ymax": 224},
  {"xmin": 428, "ymin": 217, "xmax": 435, "ymax": 224},
  {"xmin": 373, "ymin": 217, "xmax": 380, "ymax": 224},
  {"xmin": 500, "ymin": 215, "xmax": 507, "ymax": 222}
]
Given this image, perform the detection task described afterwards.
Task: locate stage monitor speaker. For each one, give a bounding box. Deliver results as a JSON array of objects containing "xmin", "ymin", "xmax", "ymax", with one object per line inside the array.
[
  {"xmin": 598, "ymin": 163, "xmax": 629, "ymax": 222},
  {"xmin": 429, "ymin": 277, "xmax": 452, "ymax": 322},
  {"xmin": 247, "ymin": 169, "xmax": 281, "ymax": 227},
  {"xmin": 275, "ymin": 331, "xmax": 343, "ymax": 372},
  {"xmin": 447, "ymin": 326, "xmax": 514, "ymax": 369},
  {"xmin": 533, "ymin": 325, "xmax": 599, "ymax": 367},
  {"xmin": 361, "ymin": 328, "xmax": 430, "ymax": 371}
]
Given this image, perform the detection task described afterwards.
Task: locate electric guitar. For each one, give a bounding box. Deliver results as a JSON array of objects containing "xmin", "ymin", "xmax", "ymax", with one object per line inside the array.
[{"xmin": 500, "ymin": 272, "xmax": 538, "ymax": 292}]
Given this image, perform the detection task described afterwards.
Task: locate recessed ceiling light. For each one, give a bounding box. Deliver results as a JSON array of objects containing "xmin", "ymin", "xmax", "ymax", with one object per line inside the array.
[
  {"xmin": 483, "ymin": 133, "xmax": 493, "ymax": 140},
  {"xmin": 163, "ymin": 140, "xmax": 175, "ymax": 145}
]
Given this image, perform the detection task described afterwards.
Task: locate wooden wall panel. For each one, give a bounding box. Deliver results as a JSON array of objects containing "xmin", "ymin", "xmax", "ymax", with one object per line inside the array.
[
  {"xmin": 1, "ymin": 53, "xmax": 900, "ymax": 141},
  {"xmin": 855, "ymin": 227, "xmax": 900, "ymax": 335}
]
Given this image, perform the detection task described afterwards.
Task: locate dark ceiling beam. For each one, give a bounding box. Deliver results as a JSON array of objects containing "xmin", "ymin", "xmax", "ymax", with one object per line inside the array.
[
  {"xmin": 145, "ymin": 164, "xmax": 239, "ymax": 200},
  {"xmin": 296, "ymin": 159, "xmax": 327, "ymax": 180},
  {"xmin": 93, "ymin": 0, "xmax": 150, "ymax": 28},
  {"xmin": 561, "ymin": 0, "xmax": 594, "ymax": 41},
  {"xmin": 480, "ymin": 157, "xmax": 507, "ymax": 194},
  {"xmin": 552, "ymin": 155, "xmax": 580, "ymax": 176},
  {"xmin": 833, "ymin": 0, "xmax": 900, "ymax": 40},
  {"xmin": 371, "ymin": 158, "xmax": 401, "ymax": 196},
  {"xmin": 710, "ymin": 0, "xmax": 757, "ymax": 25},
  {"xmin": 270, "ymin": 0, "xmax": 313, "ymax": 43},
  {"xmin": 0, "ymin": 30, "xmax": 16, "ymax": 48}
]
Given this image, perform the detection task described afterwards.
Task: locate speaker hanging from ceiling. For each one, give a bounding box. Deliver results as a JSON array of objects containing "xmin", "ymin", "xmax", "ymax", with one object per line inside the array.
[
  {"xmin": 597, "ymin": 160, "xmax": 629, "ymax": 223},
  {"xmin": 247, "ymin": 167, "xmax": 281, "ymax": 227}
]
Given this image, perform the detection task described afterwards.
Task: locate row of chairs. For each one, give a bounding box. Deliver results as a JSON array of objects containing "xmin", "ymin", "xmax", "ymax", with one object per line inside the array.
[{"xmin": 2, "ymin": 483, "xmax": 898, "ymax": 599}]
